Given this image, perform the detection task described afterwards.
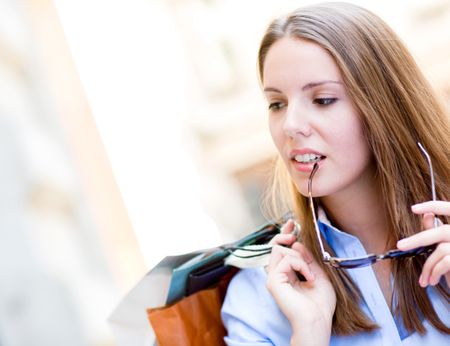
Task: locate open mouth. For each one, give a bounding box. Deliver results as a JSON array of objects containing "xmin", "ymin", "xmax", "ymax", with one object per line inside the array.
[{"xmin": 292, "ymin": 153, "xmax": 326, "ymax": 164}]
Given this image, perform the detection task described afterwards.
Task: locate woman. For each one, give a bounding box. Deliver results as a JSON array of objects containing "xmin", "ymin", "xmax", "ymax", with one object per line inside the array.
[{"xmin": 221, "ymin": 2, "xmax": 449, "ymax": 345}]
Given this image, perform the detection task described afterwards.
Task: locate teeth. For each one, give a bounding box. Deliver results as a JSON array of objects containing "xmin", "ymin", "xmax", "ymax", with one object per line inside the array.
[{"xmin": 294, "ymin": 154, "xmax": 322, "ymax": 163}]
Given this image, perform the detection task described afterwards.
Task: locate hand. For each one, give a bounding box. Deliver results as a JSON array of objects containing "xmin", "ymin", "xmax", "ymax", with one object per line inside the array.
[
  {"xmin": 397, "ymin": 201, "xmax": 450, "ymax": 287},
  {"xmin": 266, "ymin": 220, "xmax": 336, "ymax": 344}
]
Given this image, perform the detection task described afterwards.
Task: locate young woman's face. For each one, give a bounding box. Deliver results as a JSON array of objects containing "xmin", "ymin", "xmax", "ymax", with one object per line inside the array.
[{"xmin": 263, "ymin": 37, "xmax": 374, "ymax": 198}]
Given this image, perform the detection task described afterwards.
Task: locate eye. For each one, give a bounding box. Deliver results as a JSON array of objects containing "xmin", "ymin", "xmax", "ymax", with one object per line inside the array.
[
  {"xmin": 268, "ymin": 102, "xmax": 286, "ymax": 112},
  {"xmin": 313, "ymin": 97, "xmax": 337, "ymax": 106}
]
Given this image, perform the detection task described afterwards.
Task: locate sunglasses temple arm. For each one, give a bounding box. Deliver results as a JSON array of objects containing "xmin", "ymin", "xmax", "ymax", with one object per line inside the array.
[
  {"xmin": 417, "ymin": 142, "xmax": 439, "ymax": 228},
  {"xmin": 308, "ymin": 165, "xmax": 331, "ymax": 261},
  {"xmin": 310, "ymin": 198, "xmax": 331, "ymax": 260}
]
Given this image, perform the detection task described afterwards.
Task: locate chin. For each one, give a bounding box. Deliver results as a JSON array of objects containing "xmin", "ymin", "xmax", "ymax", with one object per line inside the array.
[
  {"xmin": 292, "ymin": 177, "xmax": 338, "ymax": 199},
  {"xmin": 293, "ymin": 180, "xmax": 319, "ymax": 198}
]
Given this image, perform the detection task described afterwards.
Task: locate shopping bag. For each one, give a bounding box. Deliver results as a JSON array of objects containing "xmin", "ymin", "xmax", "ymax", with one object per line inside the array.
[
  {"xmin": 146, "ymin": 267, "xmax": 237, "ymax": 345},
  {"xmin": 108, "ymin": 221, "xmax": 281, "ymax": 346}
]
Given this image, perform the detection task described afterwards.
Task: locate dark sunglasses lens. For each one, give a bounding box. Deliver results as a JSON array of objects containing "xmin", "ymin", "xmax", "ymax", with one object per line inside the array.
[
  {"xmin": 332, "ymin": 255, "xmax": 377, "ymax": 269},
  {"xmin": 387, "ymin": 246, "xmax": 433, "ymax": 259}
]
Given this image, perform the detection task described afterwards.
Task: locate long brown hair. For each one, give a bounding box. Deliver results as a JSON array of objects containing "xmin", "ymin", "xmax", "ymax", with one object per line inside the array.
[{"xmin": 259, "ymin": 2, "xmax": 450, "ymax": 336}]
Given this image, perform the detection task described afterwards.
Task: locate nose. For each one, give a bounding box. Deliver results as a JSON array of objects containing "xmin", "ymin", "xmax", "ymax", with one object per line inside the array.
[{"xmin": 283, "ymin": 102, "xmax": 312, "ymax": 138}]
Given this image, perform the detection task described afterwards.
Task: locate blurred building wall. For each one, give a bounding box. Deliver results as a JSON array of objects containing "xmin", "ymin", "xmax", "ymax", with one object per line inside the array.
[{"xmin": 0, "ymin": 0, "xmax": 145, "ymax": 344}]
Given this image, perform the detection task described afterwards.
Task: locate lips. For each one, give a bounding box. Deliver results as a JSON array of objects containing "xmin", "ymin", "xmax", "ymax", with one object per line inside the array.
[{"xmin": 289, "ymin": 148, "xmax": 325, "ymax": 159}]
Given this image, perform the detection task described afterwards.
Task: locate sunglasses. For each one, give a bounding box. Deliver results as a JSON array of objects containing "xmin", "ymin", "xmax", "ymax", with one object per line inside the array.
[{"xmin": 309, "ymin": 142, "xmax": 436, "ymax": 269}]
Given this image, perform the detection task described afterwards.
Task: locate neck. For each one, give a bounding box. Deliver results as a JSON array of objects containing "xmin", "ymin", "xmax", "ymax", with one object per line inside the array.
[{"xmin": 319, "ymin": 178, "xmax": 390, "ymax": 254}]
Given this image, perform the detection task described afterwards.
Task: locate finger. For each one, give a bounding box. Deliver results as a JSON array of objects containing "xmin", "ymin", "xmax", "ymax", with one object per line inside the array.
[
  {"xmin": 397, "ymin": 225, "xmax": 450, "ymax": 250},
  {"xmin": 292, "ymin": 242, "xmax": 330, "ymax": 278},
  {"xmin": 422, "ymin": 212, "xmax": 435, "ymax": 230},
  {"xmin": 274, "ymin": 244, "xmax": 303, "ymax": 259},
  {"xmin": 267, "ymin": 245, "xmax": 301, "ymax": 273},
  {"xmin": 419, "ymin": 243, "xmax": 450, "ymax": 287},
  {"xmin": 412, "ymin": 201, "xmax": 450, "ymax": 216},
  {"xmin": 291, "ymin": 242, "xmax": 314, "ymax": 264},
  {"xmin": 267, "ymin": 245, "xmax": 284, "ymax": 273},
  {"xmin": 429, "ymin": 254, "xmax": 450, "ymax": 286},
  {"xmin": 269, "ymin": 233, "xmax": 296, "ymax": 246},
  {"xmin": 281, "ymin": 219, "xmax": 295, "ymax": 234},
  {"xmin": 274, "ymin": 254, "xmax": 315, "ymax": 283}
]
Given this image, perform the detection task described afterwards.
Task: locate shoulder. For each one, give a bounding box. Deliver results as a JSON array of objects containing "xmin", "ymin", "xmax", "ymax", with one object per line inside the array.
[
  {"xmin": 222, "ymin": 267, "xmax": 272, "ymax": 318},
  {"xmin": 221, "ymin": 268, "xmax": 291, "ymax": 345}
]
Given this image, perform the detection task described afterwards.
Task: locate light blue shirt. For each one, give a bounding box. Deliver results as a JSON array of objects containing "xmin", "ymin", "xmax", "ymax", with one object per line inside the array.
[{"xmin": 221, "ymin": 218, "xmax": 450, "ymax": 345}]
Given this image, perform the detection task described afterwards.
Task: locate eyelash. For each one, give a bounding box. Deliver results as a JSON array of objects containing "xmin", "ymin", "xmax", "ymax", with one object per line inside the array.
[
  {"xmin": 313, "ymin": 97, "xmax": 338, "ymax": 106},
  {"xmin": 268, "ymin": 98, "xmax": 337, "ymax": 112},
  {"xmin": 268, "ymin": 102, "xmax": 285, "ymax": 111}
]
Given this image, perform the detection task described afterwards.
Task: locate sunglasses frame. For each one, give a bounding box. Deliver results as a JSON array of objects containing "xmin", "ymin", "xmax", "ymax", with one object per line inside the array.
[{"xmin": 308, "ymin": 142, "xmax": 436, "ymax": 269}]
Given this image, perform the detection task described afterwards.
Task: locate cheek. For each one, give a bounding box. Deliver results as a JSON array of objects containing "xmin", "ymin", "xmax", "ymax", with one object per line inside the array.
[
  {"xmin": 332, "ymin": 122, "xmax": 372, "ymax": 173},
  {"xmin": 269, "ymin": 118, "xmax": 284, "ymax": 152},
  {"xmin": 346, "ymin": 121, "xmax": 370, "ymax": 159},
  {"xmin": 326, "ymin": 113, "xmax": 366, "ymax": 152}
]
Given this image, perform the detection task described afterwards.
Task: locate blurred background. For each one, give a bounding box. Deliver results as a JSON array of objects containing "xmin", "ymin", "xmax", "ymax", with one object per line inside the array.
[{"xmin": 0, "ymin": 0, "xmax": 449, "ymax": 344}]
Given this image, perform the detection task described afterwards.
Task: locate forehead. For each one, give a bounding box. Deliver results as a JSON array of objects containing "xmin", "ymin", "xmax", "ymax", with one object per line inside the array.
[{"xmin": 262, "ymin": 37, "xmax": 342, "ymax": 87}]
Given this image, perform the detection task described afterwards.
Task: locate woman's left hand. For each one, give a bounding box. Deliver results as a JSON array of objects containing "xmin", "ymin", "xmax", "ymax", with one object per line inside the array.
[{"xmin": 397, "ymin": 201, "xmax": 450, "ymax": 287}]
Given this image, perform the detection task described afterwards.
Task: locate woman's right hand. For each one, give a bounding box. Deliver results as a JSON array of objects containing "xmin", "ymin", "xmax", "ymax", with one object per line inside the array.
[{"xmin": 266, "ymin": 219, "xmax": 336, "ymax": 345}]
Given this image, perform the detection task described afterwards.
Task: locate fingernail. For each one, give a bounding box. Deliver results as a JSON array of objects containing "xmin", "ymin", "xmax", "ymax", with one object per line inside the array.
[
  {"xmin": 411, "ymin": 202, "xmax": 428, "ymax": 211},
  {"xmin": 419, "ymin": 274, "xmax": 427, "ymax": 287}
]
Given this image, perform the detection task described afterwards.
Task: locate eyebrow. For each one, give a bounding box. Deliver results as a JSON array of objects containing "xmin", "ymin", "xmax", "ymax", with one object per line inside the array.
[{"xmin": 263, "ymin": 80, "xmax": 342, "ymax": 93}]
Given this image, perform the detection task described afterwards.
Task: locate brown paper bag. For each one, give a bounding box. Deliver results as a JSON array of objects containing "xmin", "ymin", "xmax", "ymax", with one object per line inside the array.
[{"xmin": 147, "ymin": 269, "xmax": 237, "ymax": 345}]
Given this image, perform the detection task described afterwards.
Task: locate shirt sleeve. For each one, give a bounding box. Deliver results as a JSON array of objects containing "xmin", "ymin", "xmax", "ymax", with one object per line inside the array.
[{"xmin": 221, "ymin": 268, "xmax": 274, "ymax": 345}]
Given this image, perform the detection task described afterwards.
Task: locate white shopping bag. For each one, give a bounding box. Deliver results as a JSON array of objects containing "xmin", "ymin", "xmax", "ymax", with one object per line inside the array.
[
  {"xmin": 108, "ymin": 221, "xmax": 279, "ymax": 346},
  {"xmin": 108, "ymin": 252, "xmax": 200, "ymax": 346}
]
